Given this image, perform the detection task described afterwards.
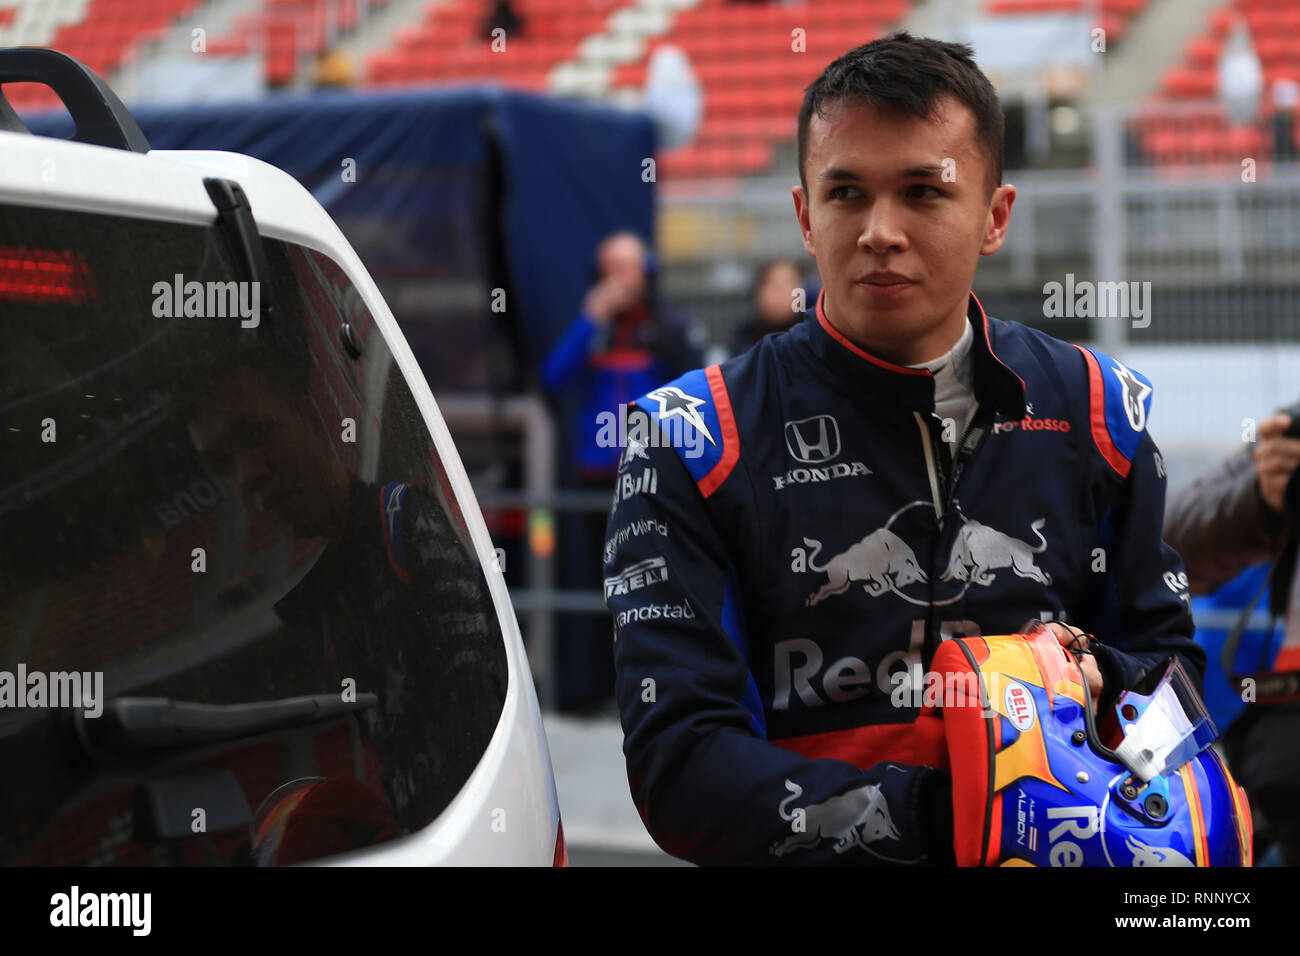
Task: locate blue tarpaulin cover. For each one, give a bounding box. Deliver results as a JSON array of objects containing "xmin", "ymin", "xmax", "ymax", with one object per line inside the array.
[{"xmin": 23, "ymin": 86, "xmax": 656, "ymax": 392}]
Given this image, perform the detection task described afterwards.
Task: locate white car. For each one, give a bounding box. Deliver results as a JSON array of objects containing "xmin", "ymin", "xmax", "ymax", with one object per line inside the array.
[{"xmin": 0, "ymin": 48, "xmax": 565, "ymax": 866}]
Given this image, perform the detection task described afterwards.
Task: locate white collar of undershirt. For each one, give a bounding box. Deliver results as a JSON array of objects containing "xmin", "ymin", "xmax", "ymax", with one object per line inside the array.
[
  {"xmin": 908, "ymin": 319, "xmax": 975, "ymax": 388},
  {"xmin": 908, "ymin": 320, "xmax": 977, "ymax": 458}
]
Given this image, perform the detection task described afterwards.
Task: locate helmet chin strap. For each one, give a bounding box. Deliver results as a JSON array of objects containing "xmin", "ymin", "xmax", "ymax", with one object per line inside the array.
[
  {"xmin": 1027, "ymin": 619, "xmax": 1128, "ymax": 771},
  {"xmin": 1069, "ymin": 632, "xmax": 1132, "ymax": 781}
]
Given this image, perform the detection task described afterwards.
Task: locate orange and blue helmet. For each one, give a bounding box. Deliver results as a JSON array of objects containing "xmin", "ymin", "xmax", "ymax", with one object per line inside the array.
[{"xmin": 916, "ymin": 623, "xmax": 1253, "ymax": 867}]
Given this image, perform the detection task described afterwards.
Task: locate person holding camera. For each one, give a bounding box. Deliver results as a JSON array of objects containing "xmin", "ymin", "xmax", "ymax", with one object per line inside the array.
[
  {"xmin": 1165, "ymin": 407, "xmax": 1300, "ymax": 865},
  {"xmin": 541, "ymin": 231, "xmax": 705, "ymax": 713}
]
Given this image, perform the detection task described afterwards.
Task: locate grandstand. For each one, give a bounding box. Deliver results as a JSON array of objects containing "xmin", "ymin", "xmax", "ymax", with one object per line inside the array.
[
  {"xmin": 4, "ymin": 0, "xmax": 1292, "ymax": 176},
  {"xmin": 0, "ymin": 0, "xmax": 378, "ymax": 108},
  {"xmin": 4, "ymin": 0, "xmax": 1299, "ymax": 417},
  {"xmin": 1132, "ymin": 0, "xmax": 1300, "ymax": 165}
]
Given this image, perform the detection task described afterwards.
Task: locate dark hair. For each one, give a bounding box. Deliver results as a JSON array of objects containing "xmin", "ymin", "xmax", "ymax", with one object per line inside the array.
[{"xmin": 797, "ymin": 32, "xmax": 1004, "ymax": 196}]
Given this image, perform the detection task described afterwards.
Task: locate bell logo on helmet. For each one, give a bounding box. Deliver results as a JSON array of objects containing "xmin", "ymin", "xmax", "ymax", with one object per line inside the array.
[{"xmin": 1004, "ymin": 680, "xmax": 1036, "ymax": 732}]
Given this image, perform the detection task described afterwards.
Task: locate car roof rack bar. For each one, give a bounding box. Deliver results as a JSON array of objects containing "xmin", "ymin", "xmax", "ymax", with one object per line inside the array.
[{"xmin": 0, "ymin": 47, "xmax": 150, "ymax": 153}]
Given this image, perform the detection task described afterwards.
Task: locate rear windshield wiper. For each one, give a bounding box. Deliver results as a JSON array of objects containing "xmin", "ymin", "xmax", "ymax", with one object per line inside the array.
[{"xmin": 72, "ymin": 693, "xmax": 377, "ymax": 759}]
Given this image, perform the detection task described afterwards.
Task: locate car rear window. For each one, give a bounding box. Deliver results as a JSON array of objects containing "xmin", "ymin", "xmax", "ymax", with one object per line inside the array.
[{"xmin": 0, "ymin": 201, "xmax": 508, "ymax": 865}]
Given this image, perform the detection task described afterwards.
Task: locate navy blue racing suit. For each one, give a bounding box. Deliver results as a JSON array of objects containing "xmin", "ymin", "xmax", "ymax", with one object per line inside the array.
[{"xmin": 603, "ymin": 288, "xmax": 1202, "ymax": 866}]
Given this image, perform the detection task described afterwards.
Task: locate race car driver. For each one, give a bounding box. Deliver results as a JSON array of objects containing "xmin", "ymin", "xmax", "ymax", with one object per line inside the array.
[{"xmin": 603, "ymin": 33, "xmax": 1203, "ymax": 866}]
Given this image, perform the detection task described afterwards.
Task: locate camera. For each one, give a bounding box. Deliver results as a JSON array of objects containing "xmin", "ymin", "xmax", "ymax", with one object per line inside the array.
[{"xmin": 1284, "ymin": 401, "xmax": 1300, "ymax": 440}]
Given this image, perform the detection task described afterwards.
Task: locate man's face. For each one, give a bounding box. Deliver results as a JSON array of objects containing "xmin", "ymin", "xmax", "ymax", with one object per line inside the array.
[
  {"xmin": 597, "ymin": 234, "xmax": 648, "ymax": 303},
  {"xmin": 188, "ymin": 366, "xmax": 347, "ymax": 538},
  {"xmin": 793, "ymin": 95, "xmax": 1015, "ymax": 365}
]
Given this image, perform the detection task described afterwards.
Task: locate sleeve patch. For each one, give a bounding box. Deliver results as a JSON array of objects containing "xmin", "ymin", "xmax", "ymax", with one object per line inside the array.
[
  {"xmin": 632, "ymin": 366, "xmax": 738, "ymax": 497},
  {"xmin": 1075, "ymin": 345, "xmax": 1152, "ymax": 477},
  {"xmin": 380, "ymin": 482, "xmax": 411, "ymax": 583}
]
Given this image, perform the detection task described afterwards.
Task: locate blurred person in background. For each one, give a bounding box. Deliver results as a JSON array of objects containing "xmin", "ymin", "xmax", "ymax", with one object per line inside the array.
[
  {"xmin": 541, "ymin": 231, "xmax": 705, "ymax": 714},
  {"xmin": 1272, "ymin": 78, "xmax": 1298, "ymax": 163},
  {"xmin": 483, "ymin": 0, "xmax": 524, "ymax": 39},
  {"xmin": 542, "ymin": 230, "xmax": 706, "ymax": 495},
  {"xmin": 729, "ymin": 257, "xmax": 808, "ymax": 356},
  {"xmin": 313, "ymin": 48, "xmax": 356, "ymax": 89},
  {"xmin": 1165, "ymin": 406, "xmax": 1300, "ymax": 866}
]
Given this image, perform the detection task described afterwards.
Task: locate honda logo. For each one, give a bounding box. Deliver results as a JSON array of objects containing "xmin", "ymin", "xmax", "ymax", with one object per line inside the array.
[{"xmin": 785, "ymin": 415, "xmax": 841, "ymax": 464}]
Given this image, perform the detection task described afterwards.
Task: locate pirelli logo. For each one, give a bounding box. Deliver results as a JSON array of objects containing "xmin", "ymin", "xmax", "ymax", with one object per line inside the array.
[{"xmin": 604, "ymin": 557, "xmax": 669, "ymax": 597}]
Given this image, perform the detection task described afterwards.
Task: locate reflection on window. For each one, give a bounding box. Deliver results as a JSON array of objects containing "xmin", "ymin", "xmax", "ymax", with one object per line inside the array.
[{"xmin": 0, "ymin": 205, "xmax": 506, "ymax": 865}]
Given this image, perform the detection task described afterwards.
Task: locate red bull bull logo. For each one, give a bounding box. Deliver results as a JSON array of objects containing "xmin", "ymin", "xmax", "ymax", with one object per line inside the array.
[
  {"xmin": 800, "ymin": 503, "xmax": 1054, "ymax": 608},
  {"xmin": 770, "ymin": 778, "xmax": 900, "ymax": 858},
  {"xmin": 803, "ymin": 529, "xmax": 926, "ymax": 606},
  {"xmin": 941, "ymin": 514, "xmax": 1051, "ymax": 586}
]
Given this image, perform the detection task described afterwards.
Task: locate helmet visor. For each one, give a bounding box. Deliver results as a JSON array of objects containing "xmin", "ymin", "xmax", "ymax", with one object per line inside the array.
[{"xmin": 1111, "ymin": 657, "xmax": 1219, "ymax": 782}]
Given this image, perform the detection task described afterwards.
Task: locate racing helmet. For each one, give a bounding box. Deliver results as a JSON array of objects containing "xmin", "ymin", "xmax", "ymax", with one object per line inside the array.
[{"xmin": 914, "ymin": 622, "xmax": 1253, "ymax": 866}]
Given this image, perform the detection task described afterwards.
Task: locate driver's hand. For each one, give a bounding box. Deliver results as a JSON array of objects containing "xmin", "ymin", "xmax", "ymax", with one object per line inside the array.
[{"xmin": 1044, "ymin": 621, "xmax": 1103, "ymax": 706}]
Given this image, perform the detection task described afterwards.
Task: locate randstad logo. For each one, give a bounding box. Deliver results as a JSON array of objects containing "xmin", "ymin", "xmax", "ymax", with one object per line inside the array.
[{"xmin": 614, "ymin": 601, "xmax": 695, "ymax": 629}]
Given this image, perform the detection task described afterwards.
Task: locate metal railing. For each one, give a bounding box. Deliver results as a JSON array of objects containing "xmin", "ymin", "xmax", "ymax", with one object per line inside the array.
[{"xmin": 657, "ymin": 104, "xmax": 1300, "ymax": 355}]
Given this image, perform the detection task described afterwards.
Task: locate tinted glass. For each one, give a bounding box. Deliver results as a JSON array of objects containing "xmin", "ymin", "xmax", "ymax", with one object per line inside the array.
[{"xmin": 0, "ymin": 203, "xmax": 507, "ymax": 865}]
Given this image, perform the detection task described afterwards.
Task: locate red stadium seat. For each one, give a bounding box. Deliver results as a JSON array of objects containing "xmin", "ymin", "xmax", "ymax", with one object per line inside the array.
[
  {"xmin": 367, "ymin": 50, "xmax": 401, "ymax": 86},
  {"xmin": 1185, "ymin": 34, "xmax": 1222, "ymax": 69},
  {"xmin": 1161, "ymin": 66, "xmax": 1217, "ymax": 99},
  {"xmin": 1136, "ymin": 1, "xmax": 1287, "ymax": 168},
  {"xmin": 365, "ymin": 0, "xmax": 620, "ymax": 90},
  {"xmin": 567, "ymin": 0, "xmax": 895, "ymax": 182},
  {"xmin": 1208, "ymin": 7, "xmax": 1235, "ymax": 38},
  {"xmin": 1224, "ymin": 124, "xmax": 1264, "ymax": 159},
  {"xmin": 9, "ymin": 0, "xmax": 204, "ymax": 99}
]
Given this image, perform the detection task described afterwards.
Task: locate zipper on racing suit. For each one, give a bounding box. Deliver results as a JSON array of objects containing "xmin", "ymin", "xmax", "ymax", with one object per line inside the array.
[
  {"xmin": 946, "ymin": 407, "xmax": 993, "ymax": 505},
  {"xmin": 912, "ymin": 407, "xmax": 991, "ymax": 515},
  {"xmin": 913, "ymin": 406, "xmax": 995, "ymax": 662}
]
